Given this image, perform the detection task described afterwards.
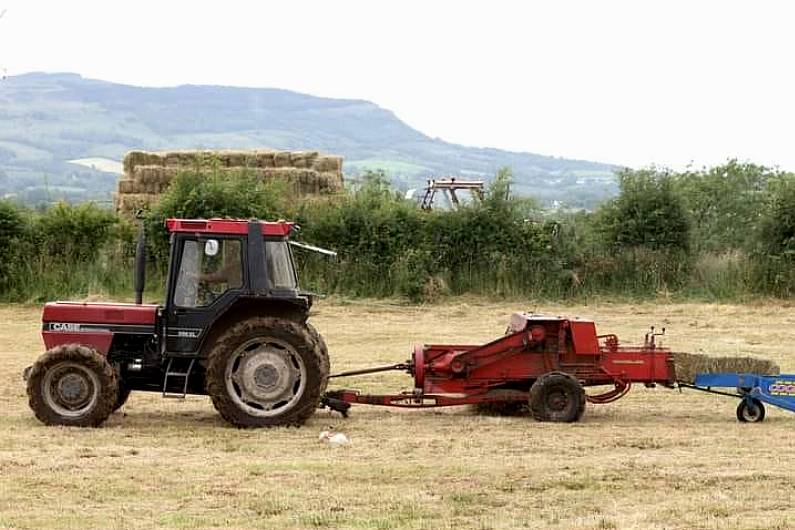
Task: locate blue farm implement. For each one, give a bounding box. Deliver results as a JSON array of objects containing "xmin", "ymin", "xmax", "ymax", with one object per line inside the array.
[{"xmin": 680, "ymin": 373, "xmax": 795, "ymax": 422}]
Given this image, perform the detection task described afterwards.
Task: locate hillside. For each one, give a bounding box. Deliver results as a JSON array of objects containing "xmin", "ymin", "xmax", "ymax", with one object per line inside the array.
[{"xmin": 0, "ymin": 72, "xmax": 618, "ymax": 206}]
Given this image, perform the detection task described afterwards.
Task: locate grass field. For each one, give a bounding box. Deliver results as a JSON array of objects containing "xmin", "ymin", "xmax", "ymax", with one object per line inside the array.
[{"xmin": 1, "ymin": 299, "xmax": 794, "ymax": 530}]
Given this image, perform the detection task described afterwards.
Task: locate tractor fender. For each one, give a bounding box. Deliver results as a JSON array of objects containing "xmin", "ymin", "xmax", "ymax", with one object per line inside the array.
[{"xmin": 196, "ymin": 297, "xmax": 310, "ymax": 357}]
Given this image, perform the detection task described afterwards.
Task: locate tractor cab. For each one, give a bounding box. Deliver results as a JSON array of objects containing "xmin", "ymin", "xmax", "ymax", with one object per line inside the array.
[{"xmin": 160, "ymin": 219, "xmax": 308, "ymax": 356}]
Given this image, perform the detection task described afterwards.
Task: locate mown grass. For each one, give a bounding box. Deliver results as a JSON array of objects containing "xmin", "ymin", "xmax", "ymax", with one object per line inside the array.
[{"xmin": 1, "ymin": 299, "xmax": 794, "ymax": 529}]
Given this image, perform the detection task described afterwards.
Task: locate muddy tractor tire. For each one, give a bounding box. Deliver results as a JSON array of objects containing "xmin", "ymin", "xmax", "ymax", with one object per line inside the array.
[
  {"xmin": 113, "ymin": 379, "xmax": 132, "ymax": 412},
  {"xmin": 529, "ymin": 371, "xmax": 586, "ymax": 423},
  {"xmin": 26, "ymin": 344, "xmax": 119, "ymax": 427},
  {"xmin": 205, "ymin": 317, "xmax": 328, "ymax": 428},
  {"xmin": 306, "ymin": 322, "xmax": 330, "ymax": 395}
]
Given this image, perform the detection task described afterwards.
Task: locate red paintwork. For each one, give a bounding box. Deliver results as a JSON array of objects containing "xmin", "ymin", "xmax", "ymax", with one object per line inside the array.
[
  {"xmin": 40, "ymin": 302, "xmax": 157, "ymax": 355},
  {"xmin": 334, "ymin": 312, "xmax": 676, "ymax": 409},
  {"xmin": 569, "ymin": 321, "xmax": 600, "ymax": 355},
  {"xmin": 42, "ymin": 302, "xmax": 157, "ymax": 325},
  {"xmin": 166, "ymin": 218, "xmax": 293, "ymax": 237},
  {"xmin": 42, "ymin": 331, "xmax": 113, "ymax": 354}
]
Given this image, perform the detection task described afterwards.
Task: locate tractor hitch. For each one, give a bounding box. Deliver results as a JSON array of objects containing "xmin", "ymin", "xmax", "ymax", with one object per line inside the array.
[{"xmin": 320, "ymin": 392, "xmax": 352, "ymax": 417}]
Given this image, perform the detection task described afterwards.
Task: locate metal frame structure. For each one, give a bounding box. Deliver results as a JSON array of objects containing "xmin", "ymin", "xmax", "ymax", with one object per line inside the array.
[{"xmin": 419, "ymin": 178, "xmax": 485, "ymax": 210}]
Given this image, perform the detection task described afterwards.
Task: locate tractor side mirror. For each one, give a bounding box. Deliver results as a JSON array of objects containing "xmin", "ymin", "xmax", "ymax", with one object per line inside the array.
[{"xmin": 204, "ymin": 239, "xmax": 219, "ymax": 257}]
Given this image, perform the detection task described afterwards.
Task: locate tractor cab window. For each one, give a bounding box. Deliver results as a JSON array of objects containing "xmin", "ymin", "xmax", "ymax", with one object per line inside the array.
[
  {"xmin": 174, "ymin": 238, "xmax": 243, "ymax": 308},
  {"xmin": 265, "ymin": 240, "xmax": 297, "ymax": 290}
]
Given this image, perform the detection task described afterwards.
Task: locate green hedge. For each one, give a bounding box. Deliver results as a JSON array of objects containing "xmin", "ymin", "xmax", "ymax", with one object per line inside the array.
[{"xmin": 1, "ymin": 161, "xmax": 794, "ymax": 304}]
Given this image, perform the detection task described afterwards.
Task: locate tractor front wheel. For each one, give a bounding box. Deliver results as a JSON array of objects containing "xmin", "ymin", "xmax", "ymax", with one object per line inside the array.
[
  {"xmin": 529, "ymin": 372, "xmax": 586, "ymax": 422},
  {"xmin": 26, "ymin": 344, "xmax": 118, "ymax": 427},
  {"xmin": 206, "ymin": 317, "xmax": 327, "ymax": 428}
]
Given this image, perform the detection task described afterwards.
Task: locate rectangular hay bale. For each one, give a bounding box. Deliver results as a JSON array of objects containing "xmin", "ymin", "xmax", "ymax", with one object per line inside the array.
[
  {"xmin": 312, "ymin": 155, "xmax": 343, "ymax": 172},
  {"xmin": 117, "ymin": 179, "xmax": 136, "ymax": 194},
  {"xmin": 672, "ymin": 352, "xmax": 780, "ymax": 384}
]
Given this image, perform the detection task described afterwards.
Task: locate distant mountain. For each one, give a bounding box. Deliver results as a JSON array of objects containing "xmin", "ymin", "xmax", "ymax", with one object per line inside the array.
[{"xmin": 0, "ymin": 72, "xmax": 618, "ymax": 206}]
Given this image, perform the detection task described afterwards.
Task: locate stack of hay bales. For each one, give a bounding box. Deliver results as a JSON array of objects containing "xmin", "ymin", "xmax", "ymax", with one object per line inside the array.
[
  {"xmin": 672, "ymin": 352, "xmax": 780, "ymax": 384},
  {"xmin": 113, "ymin": 150, "xmax": 344, "ymax": 216}
]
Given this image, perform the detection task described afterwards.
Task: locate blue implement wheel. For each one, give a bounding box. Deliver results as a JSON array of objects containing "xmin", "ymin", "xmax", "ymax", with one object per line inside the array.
[{"xmin": 736, "ymin": 398, "xmax": 765, "ymax": 423}]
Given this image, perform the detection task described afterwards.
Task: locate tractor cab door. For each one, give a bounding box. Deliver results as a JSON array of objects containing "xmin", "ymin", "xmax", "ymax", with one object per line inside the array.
[{"xmin": 163, "ymin": 234, "xmax": 247, "ymax": 355}]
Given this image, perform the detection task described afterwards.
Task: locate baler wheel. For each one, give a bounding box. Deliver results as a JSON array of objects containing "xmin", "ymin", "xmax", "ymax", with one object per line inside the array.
[
  {"xmin": 206, "ymin": 317, "xmax": 327, "ymax": 428},
  {"xmin": 26, "ymin": 344, "xmax": 118, "ymax": 427},
  {"xmin": 736, "ymin": 398, "xmax": 765, "ymax": 423},
  {"xmin": 529, "ymin": 372, "xmax": 586, "ymax": 423}
]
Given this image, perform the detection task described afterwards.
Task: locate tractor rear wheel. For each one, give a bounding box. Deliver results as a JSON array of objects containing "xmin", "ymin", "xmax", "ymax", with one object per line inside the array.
[
  {"xmin": 113, "ymin": 379, "xmax": 132, "ymax": 412},
  {"xmin": 26, "ymin": 344, "xmax": 118, "ymax": 427},
  {"xmin": 306, "ymin": 322, "xmax": 330, "ymax": 395},
  {"xmin": 529, "ymin": 372, "xmax": 585, "ymax": 422},
  {"xmin": 205, "ymin": 317, "xmax": 327, "ymax": 428}
]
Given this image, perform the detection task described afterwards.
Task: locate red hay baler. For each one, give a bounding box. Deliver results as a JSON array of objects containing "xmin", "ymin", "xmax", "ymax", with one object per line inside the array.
[{"xmin": 322, "ymin": 312, "xmax": 675, "ymax": 422}]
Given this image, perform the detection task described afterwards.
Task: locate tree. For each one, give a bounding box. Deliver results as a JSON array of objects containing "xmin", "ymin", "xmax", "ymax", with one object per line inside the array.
[
  {"xmin": 673, "ymin": 160, "xmax": 773, "ymax": 251},
  {"xmin": 755, "ymin": 177, "xmax": 795, "ymax": 260},
  {"xmin": 596, "ymin": 169, "xmax": 690, "ymax": 252}
]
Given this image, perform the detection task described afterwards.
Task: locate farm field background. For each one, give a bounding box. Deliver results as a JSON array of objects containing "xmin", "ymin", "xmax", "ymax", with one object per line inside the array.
[{"xmin": 1, "ymin": 299, "xmax": 794, "ymax": 530}]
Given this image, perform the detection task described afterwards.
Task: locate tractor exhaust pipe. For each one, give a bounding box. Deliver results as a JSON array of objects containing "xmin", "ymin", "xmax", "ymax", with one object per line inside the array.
[{"xmin": 134, "ymin": 210, "xmax": 146, "ymax": 305}]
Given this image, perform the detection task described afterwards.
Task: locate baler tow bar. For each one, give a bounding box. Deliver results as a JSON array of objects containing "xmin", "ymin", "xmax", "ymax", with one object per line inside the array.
[
  {"xmin": 328, "ymin": 362, "xmax": 412, "ymax": 379},
  {"xmin": 322, "ymin": 362, "xmax": 412, "ymax": 417}
]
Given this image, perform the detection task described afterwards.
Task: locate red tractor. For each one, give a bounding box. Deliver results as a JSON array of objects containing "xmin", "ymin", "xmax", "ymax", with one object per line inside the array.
[{"xmin": 24, "ymin": 218, "xmax": 330, "ymax": 428}]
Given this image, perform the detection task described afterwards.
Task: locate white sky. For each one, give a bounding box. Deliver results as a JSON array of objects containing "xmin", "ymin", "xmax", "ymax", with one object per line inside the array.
[{"xmin": 1, "ymin": 0, "xmax": 794, "ymax": 169}]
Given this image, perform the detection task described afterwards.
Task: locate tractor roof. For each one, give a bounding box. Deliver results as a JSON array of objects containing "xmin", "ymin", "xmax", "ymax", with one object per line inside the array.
[{"xmin": 166, "ymin": 218, "xmax": 294, "ymax": 237}]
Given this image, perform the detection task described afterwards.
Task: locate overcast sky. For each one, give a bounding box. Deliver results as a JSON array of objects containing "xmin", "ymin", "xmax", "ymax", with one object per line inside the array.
[{"xmin": 1, "ymin": 0, "xmax": 793, "ymax": 169}]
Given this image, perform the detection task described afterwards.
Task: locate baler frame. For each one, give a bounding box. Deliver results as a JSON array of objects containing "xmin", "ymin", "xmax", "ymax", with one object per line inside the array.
[{"xmin": 322, "ymin": 313, "xmax": 676, "ymax": 421}]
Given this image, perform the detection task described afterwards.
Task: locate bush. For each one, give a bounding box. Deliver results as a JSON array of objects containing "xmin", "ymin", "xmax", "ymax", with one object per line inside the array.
[
  {"xmin": 0, "ymin": 200, "xmax": 27, "ymax": 290},
  {"xmin": 35, "ymin": 201, "xmax": 118, "ymax": 261},
  {"xmin": 1, "ymin": 162, "xmax": 794, "ymax": 304},
  {"xmin": 146, "ymin": 166, "xmax": 288, "ymax": 264},
  {"xmin": 751, "ymin": 177, "xmax": 795, "ymax": 295},
  {"xmin": 596, "ymin": 169, "xmax": 690, "ymax": 252}
]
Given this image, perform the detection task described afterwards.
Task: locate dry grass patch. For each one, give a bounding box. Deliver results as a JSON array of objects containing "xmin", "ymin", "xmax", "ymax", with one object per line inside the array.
[{"xmin": 1, "ymin": 299, "xmax": 794, "ymax": 529}]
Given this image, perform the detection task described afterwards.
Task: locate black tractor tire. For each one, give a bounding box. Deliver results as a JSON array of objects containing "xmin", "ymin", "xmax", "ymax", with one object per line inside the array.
[
  {"xmin": 306, "ymin": 322, "xmax": 330, "ymax": 395},
  {"xmin": 113, "ymin": 379, "xmax": 132, "ymax": 412},
  {"xmin": 205, "ymin": 317, "xmax": 327, "ymax": 428},
  {"xmin": 736, "ymin": 398, "xmax": 765, "ymax": 423},
  {"xmin": 26, "ymin": 344, "xmax": 118, "ymax": 427},
  {"xmin": 529, "ymin": 371, "xmax": 586, "ymax": 423}
]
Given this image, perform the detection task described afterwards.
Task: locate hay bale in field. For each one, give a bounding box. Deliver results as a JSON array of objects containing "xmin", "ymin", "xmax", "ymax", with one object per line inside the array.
[
  {"xmin": 290, "ymin": 151, "xmax": 318, "ymax": 169},
  {"xmin": 114, "ymin": 193, "xmax": 158, "ymax": 215},
  {"xmin": 159, "ymin": 151, "xmax": 204, "ymax": 167},
  {"xmin": 312, "ymin": 155, "xmax": 343, "ymax": 172},
  {"xmin": 134, "ymin": 166, "xmax": 177, "ymax": 185},
  {"xmin": 273, "ymin": 152, "xmax": 292, "ymax": 168},
  {"xmin": 318, "ymin": 171, "xmax": 344, "ymax": 193},
  {"xmin": 117, "ymin": 179, "xmax": 136, "ymax": 194},
  {"xmin": 116, "ymin": 148, "xmax": 344, "ymax": 216},
  {"xmin": 255, "ymin": 150, "xmax": 276, "ymax": 168},
  {"xmin": 221, "ymin": 150, "xmax": 250, "ymax": 168},
  {"xmin": 149, "ymin": 152, "xmax": 166, "ymax": 166},
  {"xmin": 672, "ymin": 352, "xmax": 780, "ymax": 384},
  {"xmin": 123, "ymin": 151, "xmax": 148, "ymax": 173}
]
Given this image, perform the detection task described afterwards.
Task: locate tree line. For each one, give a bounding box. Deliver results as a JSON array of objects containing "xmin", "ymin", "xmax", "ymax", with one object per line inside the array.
[{"xmin": 1, "ymin": 160, "xmax": 793, "ymax": 303}]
